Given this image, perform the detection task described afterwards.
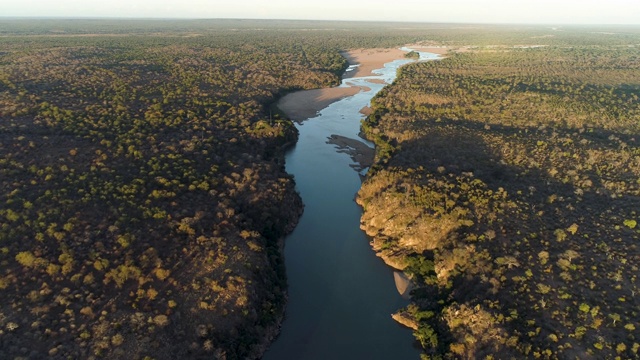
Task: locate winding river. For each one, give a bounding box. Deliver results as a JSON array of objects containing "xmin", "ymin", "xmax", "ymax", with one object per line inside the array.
[{"xmin": 264, "ymin": 49, "xmax": 439, "ymax": 360}]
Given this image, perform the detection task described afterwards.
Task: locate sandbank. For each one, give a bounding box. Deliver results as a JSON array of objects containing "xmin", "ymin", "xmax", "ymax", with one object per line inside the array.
[
  {"xmin": 359, "ymin": 106, "xmax": 373, "ymax": 116},
  {"xmin": 408, "ymin": 46, "xmax": 450, "ymax": 55},
  {"xmin": 341, "ymin": 48, "xmax": 409, "ymax": 78},
  {"xmin": 277, "ymin": 87, "xmax": 361, "ymax": 122},
  {"xmin": 326, "ymin": 134, "xmax": 375, "ymax": 172},
  {"xmin": 278, "ymin": 47, "xmax": 410, "ymax": 122},
  {"xmin": 405, "ymin": 44, "xmax": 473, "ymax": 55}
]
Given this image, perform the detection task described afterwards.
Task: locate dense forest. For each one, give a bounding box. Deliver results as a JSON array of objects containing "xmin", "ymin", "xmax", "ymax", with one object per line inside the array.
[
  {"xmin": 2, "ymin": 19, "xmax": 640, "ymax": 359},
  {"xmin": 359, "ymin": 31, "xmax": 640, "ymax": 358},
  {"xmin": 0, "ymin": 19, "xmax": 409, "ymax": 359}
]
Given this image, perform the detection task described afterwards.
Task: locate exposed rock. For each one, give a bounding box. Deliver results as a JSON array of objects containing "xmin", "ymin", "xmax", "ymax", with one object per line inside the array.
[
  {"xmin": 369, "ymin": 239, "xmax": 409, "ymax": 271},
  {"xmin": 391, "ymin": 311, "xmax": 418, "ymax": 330}
]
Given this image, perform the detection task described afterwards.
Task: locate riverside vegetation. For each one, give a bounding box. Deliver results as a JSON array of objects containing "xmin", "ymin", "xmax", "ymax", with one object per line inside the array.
[
  {"xmin": 0, "ymin": 19, "xmax": 435, "ymax": 359},
  {"xmin": 1, "ymin": 19, "xmax": 639, "ymax": 359},
  {"xmin": 358, "ymin": 28, "xmax": 640, "ymax": 358},
  {"xmin": 1, "ymin": 19, "xmax": 518, "ymax": 360}
]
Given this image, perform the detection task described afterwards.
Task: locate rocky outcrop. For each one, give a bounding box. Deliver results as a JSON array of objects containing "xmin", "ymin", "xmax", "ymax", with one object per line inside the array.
[{"xmin": 391, "ymin": 311, "xmax": 419, "ymax": 331}]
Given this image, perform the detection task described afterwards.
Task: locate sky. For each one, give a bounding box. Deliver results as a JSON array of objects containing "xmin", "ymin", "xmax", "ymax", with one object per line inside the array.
[{"xmin": 2, "ymin": 0, "xmax": 640, "ymax": 25}]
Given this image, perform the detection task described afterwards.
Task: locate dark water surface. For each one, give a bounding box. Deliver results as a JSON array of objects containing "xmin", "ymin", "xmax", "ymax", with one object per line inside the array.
[{"xmin": 264, "ymin": 50, "xmax": 438, "ymax": 360}]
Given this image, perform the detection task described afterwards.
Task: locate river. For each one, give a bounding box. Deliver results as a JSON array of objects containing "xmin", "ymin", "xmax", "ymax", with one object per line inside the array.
[{"xmin": 264, "ymin": 49, "xmax": 439, "ymax": 360}]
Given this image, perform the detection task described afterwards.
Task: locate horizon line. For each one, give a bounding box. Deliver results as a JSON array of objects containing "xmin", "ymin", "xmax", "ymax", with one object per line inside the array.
[{"xmin": 1, "ymin": 16, "xmax": 640, "ymax": 27}]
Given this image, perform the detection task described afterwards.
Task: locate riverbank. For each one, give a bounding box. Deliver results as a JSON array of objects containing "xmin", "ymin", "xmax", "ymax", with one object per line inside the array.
[
  {"xmin": 277, "ymin": 47, "xmax": 411, "ymax": 171},
  {"xmin": 355, "ymin": 39, "xmax": 640, "ymax": 358},
  {"xmin": 277, "ymin": 48, "xmax": 410, "ymax": 123}
]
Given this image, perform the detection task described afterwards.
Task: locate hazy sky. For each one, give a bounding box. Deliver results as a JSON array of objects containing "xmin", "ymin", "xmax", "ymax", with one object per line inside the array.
[{"xmin": 2, "ymin": 0, "xmax": 640, "ymax": 24}]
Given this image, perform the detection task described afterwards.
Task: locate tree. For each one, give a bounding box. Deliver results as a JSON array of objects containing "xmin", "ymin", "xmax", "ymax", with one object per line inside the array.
[
  {"xmin": 414, "ymin": 324, "xmax": 439, "ymax": 350},
  {"xmin": 561, "ymin": 250, "xmax": 579, "ymax": 263},
  {"xmin": 15, "ymin": 251, "xmax": 36, "ymax": 268}
]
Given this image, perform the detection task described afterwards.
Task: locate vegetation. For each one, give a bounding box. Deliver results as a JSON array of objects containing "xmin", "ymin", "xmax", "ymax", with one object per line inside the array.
[
  {"xmin": 0, "ymin": 19, "xmax": 412, "ymax": 359},
  {"xmin": 405, "ymin": 51, "xmax": 421, "ymax": 59},
  {"xmin": 358, "ymin": 29, "xmax": 640, "ymax": 358},
  {"xmin": 3, "ymin": 19, "xmax": 640, "ymax": 359}
]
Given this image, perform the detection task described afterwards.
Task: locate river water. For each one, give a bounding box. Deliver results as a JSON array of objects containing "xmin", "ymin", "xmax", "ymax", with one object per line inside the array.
[{"xmin": 264, "ymin": 49, "xmax": 439, "ymax": 360}]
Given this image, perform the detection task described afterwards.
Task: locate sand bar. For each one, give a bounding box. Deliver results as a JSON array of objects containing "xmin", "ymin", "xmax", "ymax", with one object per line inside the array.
[
  {"xmin": 409, "ymin": 46, "xmax": 450, "ymax": 55},
  {"xmin": 359, "ymin": 106, "xmax": 373, "ymax": 116},
  {"xmin": 326, "ymin": 134, "xmax": 375, "ymax": 172},
  {"xmin": 278, "ymin": 47, "xmax": 411, "ymax": 122},
  {"xmin": 341, "ymin": 48, "xmax": 408, "ymax": 78},
  {"xmin": 277, "ymin": 87, "xmax": 360, "ymax": 122}
]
